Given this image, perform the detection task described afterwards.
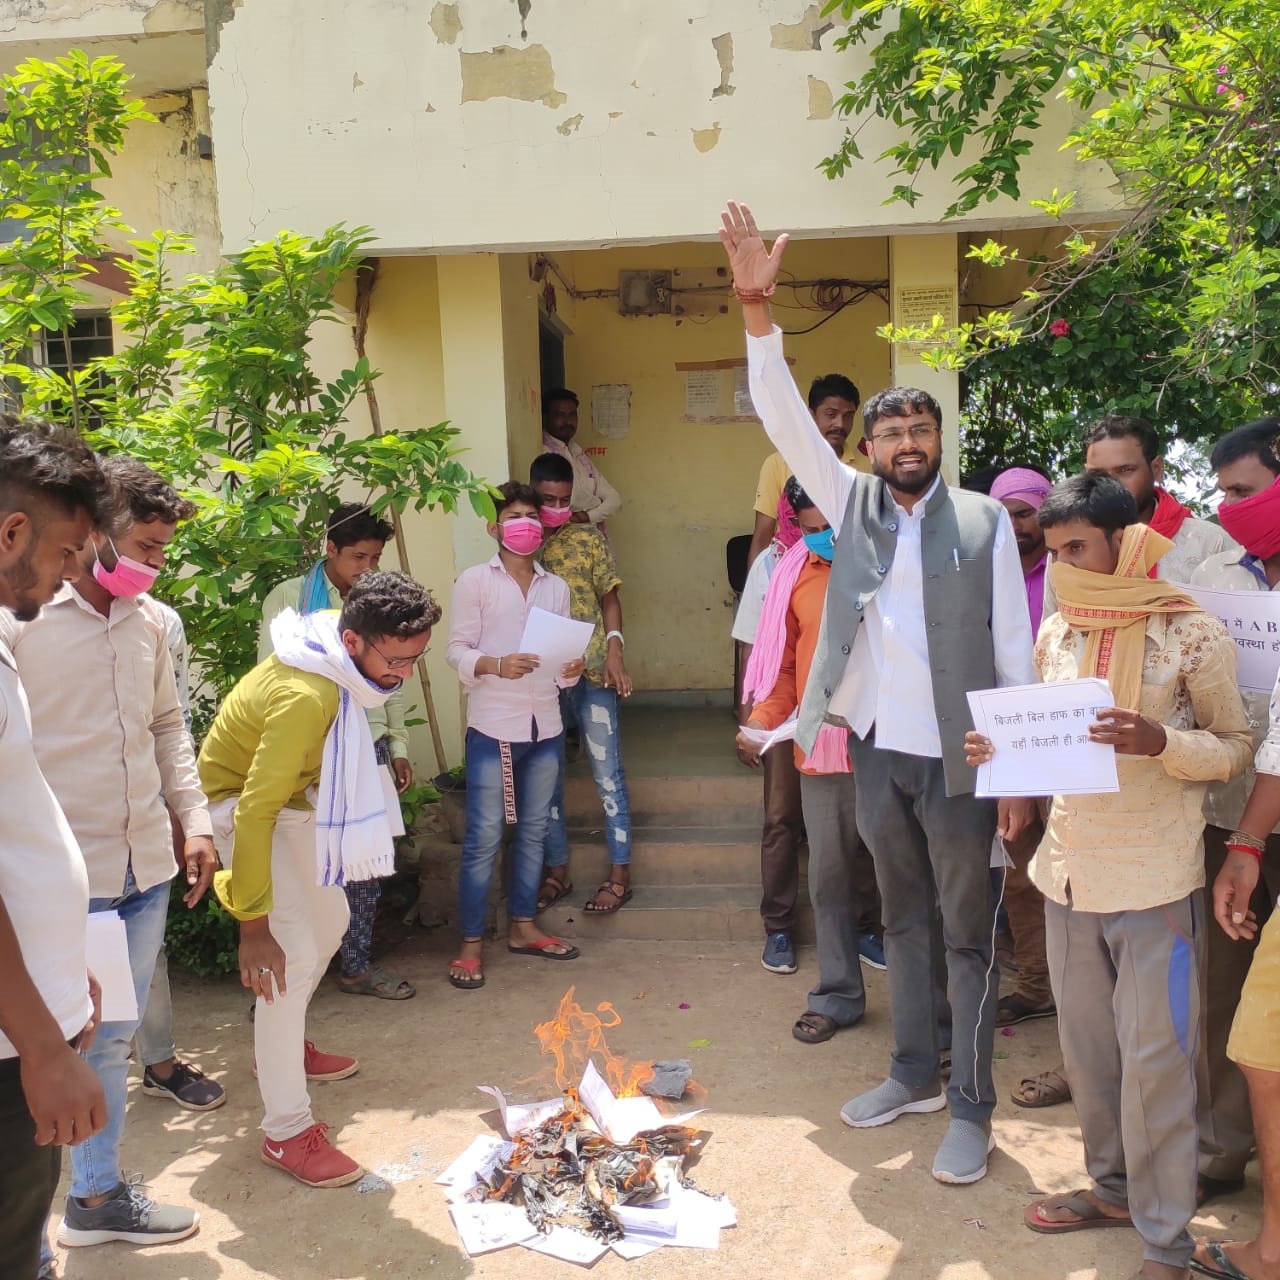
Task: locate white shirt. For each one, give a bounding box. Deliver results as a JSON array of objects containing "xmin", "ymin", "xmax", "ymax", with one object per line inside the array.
[
  {"xmin": 0, "ymin": 641, "xmax": 91, "ymax": 1058},
  {"xmin": 731, "ymin": 542, "xmax": 782, "ymax": 645},
  {"xmin": 747, "ymin": 327, "xmax": 1035, "ymax": 757}
]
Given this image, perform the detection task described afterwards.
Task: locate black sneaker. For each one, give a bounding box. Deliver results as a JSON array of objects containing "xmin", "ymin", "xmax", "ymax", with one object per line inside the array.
[
  {"xmin": 56, "ymin": 1178, "xmax": 199, "ymax": 1247},
  {"xmin": 142, "ymin": 1061, "xmax": 226, "ymax": 1112}
]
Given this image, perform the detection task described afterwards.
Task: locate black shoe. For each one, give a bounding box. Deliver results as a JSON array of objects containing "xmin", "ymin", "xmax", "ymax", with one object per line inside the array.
[
  {"xmin": 142, "ymin": 1061, "xmax": 227, "ymax": 1112},
  {"xmin": 57, "ymin": 1177, "xmax": 199, "ymax": 1247}
]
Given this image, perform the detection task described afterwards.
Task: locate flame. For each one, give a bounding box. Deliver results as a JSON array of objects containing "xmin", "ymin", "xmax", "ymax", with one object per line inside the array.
[{"xmin": 534, "ymin": 986, "xmax": 655, "ymax": 1097}]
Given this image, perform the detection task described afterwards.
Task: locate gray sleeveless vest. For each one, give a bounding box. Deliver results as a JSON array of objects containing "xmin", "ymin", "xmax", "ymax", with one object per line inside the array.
[{"xmin": 797, "ymin": 473, "xmax": 1003, "ymax": 797}]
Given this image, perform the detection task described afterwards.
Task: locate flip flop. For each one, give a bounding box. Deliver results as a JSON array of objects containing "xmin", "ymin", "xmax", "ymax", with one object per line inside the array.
[
  {"xmin": 1191, "ymin": 1241, "xmax": 1256, "ymax": 1280},
  {"xmin": 584, "ymin": 881, "xmax": 633, "ymax": 914},
  {"xmin": 1012, "ymin": 1067, "xmax": 1072, "ymax": 1108},
  {"xmin": 1024, "ymin": 1190, "xmax": 1133, "ymax": 1235},
  {"xmin": 507, "ymin": 936, "xmax": 581, "ymax": 960},
  {"xmin": 339, "ymin": 966, "xmax": 416, "ymax": 1000},
  {"xmin": 536, "ymin": 873, "xmax": 573, "ymax": 914},
  {"xmin": 792, "ymin": 1011, "xmax": 839, "ymax": 1044},
  {"xmin": 448, "ymin": 957, "xmax": 485, "ymax": 990}
]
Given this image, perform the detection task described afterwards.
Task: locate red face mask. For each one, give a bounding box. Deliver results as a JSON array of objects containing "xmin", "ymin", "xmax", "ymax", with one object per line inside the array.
[{"xmin": 1218, "ymin": 476, "xmax": 1280, "ymax": 561}]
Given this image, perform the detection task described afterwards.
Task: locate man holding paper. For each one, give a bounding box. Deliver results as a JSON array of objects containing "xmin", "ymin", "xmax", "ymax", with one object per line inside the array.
[
  {"xmin": 2, "ymin": 456, "xmax": 214, "ymax": 1251},
  {"xmin": 445, "ymin": 481, "xmax": 586, "ymax": 991},
  {"xmin": 721, "ymin": 201, "xmax": 1036, "ymax": 1187},
  {"xmin": 736, "ymin": 477, "xmax": 883, "ymax": 1036},
  {"xmin": 1188, "ymin": 416, "xmax": 1280, "ymax": 1209},
  {"xmin": 0, "ymin": 418, "xmax": 110, "ymax": 1280},
  {"xmin": 965, "ymin": 473, "xmax": 1252, "ymax": 1280}
]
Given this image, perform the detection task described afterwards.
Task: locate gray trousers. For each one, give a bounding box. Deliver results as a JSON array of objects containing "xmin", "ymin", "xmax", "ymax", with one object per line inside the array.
[
  {"xmin": 1046, "ymin": 893, "xmax": 1202, "ymax": 1269},
  {"xmin": 800, "ymin": 771, "xmax": 882, "ymax": 1026},
  {"xmin": 849, "ymin": 736, "xmax": 998, "ymax": 1124}
]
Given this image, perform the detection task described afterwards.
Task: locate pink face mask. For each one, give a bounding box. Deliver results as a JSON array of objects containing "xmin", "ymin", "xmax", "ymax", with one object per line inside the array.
[
  {"xmin": 93, "ymin": 539, "xmax": 160, "ymax": 598},
  {"xmin": 539, "ymin": 505, "xmax": 573, "ymax": 529},
  {"xmin": 500, "ymin": 516, "xmax": 544, "ymax": 555}
]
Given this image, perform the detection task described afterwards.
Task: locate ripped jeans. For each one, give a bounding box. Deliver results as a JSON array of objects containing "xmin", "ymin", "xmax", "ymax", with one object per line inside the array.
[{"xmin": 545, "ymin": 680, "xmax": 632, "ymax": 869}]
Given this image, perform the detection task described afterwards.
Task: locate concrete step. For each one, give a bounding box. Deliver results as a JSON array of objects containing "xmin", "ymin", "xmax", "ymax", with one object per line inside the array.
[
  {"xmin": 563, "ymin": 771, "xmax": 762, "ymax": 826},
  {"xmin": 558, "ymin": 825, "xmax": 805, "ymax": 887},
  {"xmin": 539, "ymin": 883, "xmax": 814, "ymax": 945}
]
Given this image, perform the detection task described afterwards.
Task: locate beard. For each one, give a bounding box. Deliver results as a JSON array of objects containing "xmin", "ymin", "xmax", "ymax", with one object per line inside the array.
[
  {"xmin": 0, "ymin": 545, "xmax": 45, "ymax": 621},
  {"xmin": 874, "ymin": 452, "xmax": 941, "ymax": 496},
  {"xmin": 1014, "ymin": 532, "xmax": 1044, "ymax": 556}
]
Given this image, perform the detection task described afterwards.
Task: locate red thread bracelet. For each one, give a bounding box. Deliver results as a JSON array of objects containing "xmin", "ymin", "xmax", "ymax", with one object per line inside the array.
[{"xmin": 1226, "ymin": 841, "xmax": 1263, "ymax": 861}]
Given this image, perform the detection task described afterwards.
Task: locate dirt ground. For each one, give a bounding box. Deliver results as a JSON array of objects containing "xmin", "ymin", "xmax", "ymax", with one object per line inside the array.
[{"xmin": 49, "ymin": 934, "xmax": 1262, "ymax": 1280}]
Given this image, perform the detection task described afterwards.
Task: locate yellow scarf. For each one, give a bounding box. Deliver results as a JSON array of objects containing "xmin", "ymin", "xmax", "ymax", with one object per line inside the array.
[{"xmin": 1048, "ymin": 523, "xmax": 1200, "ymax": 711}]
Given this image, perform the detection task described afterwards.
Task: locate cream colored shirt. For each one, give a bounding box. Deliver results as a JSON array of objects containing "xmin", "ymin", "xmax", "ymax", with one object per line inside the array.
[
  {"xmin": 1258, "ymin": 667, "xmax": 1280, "ymax": 779},
  {"xmin": 0, "ymin": 586, "xmax": 213, "ymax": 898},
  {"xmin": 1030, "ymin": 609, "xmax": 1253, "ymax": 912},
  {"xmin": 1190, "ymin": 549, "xmax": 1279, "ymax": 832},
  {"xmin": 540, "ymin": 433, "xmax": 622, "ymax": 533}
]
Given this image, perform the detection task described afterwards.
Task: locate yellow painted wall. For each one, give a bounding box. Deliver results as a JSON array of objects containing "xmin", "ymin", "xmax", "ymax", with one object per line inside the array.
[{"xmin": 515, "ymin": 236, "xmax": 893, "ymax": 693}]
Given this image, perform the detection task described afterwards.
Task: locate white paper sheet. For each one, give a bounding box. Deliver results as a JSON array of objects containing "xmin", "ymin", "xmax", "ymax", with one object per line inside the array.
[
  {"xmin": 434, "ymin": 1134, "xmax": 510, "ymax": 1200},
  {"xmin": 1180, "ymin": 582, "xmax": 1280, "ymax": 694},
  {"xmin": 737, "ymin": 714, "xmax": 798, "ymax": 755},
  {"xmin": 517, "ymin": 606, "xmax": 596, "ymax": 673},
  {"xmin": 966, "ymin": 678, "xmax": 1119, "ymax": 798},
  {"xmin": 610, "ymin": 1237, "xmax": 664, "ymax": 1259},
  {"xmin": 449, "ymin": 1201, "xmax": 538, "ymax": 1255},
  {"xmin": 476, "ymin": 1085, "xmax": 563, "ymax": 1138},
  {"xmin": 524, "ymin": 1227, "xmax": 610, "ymax": 1265},
  {"xmin": 84, "ymin": 911, "xmax": 137, "ymax": 1023}
]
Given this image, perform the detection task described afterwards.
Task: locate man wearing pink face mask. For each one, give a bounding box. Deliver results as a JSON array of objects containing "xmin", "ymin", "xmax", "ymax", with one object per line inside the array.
[
  {"xmin": 1189, "ymin": 417, "xmax": 1280, "ymax": 1211},
  {"xmin": 445, "ymin": 481, "xmax": 586, "ymax": 989},
  {"xmin": 0, "ymin": 455, "xmax": 213, "ymax": 1250}
]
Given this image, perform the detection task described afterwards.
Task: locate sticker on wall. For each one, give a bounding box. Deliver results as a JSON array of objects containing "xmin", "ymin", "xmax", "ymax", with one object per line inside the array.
[
  {"xmin": 893, "ymin": 284, "xmax": 958, "ymax": 361},
  {"xmin": 591, "ymin": 384, "xmax": 631, "ymax": 440},
  {"xmin": 732, "ymin": 367, "xmax": 755, "ymax": 417}
]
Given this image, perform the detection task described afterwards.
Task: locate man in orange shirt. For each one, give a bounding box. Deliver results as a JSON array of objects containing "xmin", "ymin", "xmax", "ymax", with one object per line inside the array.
[{"xmin": 738, "ymin": 478, "xmax": 882, "ymax": 1041}]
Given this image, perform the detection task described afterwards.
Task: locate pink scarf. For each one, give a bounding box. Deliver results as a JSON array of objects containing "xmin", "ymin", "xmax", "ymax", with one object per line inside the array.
[
  {"xmin": 742, "ymin": 541, "xmax": 851, "ymax": 774},
  {"xmin": 775, "ymin": 490, "xmax": 803, "ymax": 549}
]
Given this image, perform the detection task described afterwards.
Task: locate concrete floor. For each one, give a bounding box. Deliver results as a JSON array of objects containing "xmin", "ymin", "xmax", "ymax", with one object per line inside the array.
[{"xmin": 47, "ymin": 935, "xmax": 1262, "ymax": 1280}]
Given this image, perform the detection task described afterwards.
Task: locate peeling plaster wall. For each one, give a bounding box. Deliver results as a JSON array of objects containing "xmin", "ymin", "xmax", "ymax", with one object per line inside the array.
[
  {"xmin": 1, "ymin": 0, "xmax": 201, "ymax": 41},
  {"xmin": 206, "ymin": 0, "xmax": 1124, "ymax": 255}
]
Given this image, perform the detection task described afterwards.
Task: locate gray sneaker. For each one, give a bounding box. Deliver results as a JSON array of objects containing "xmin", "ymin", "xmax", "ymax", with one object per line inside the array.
[
  {"xmin": 931, "ymin": 1119, "xmax": 996, "ymax": 1185},
  {"xmin": 57, "ymin": 1177, "xmax": 199, "ymax": 1247},
  {"xmin": 840, "ymin": 1077, "xmax": 946, "ymax": 1128}
]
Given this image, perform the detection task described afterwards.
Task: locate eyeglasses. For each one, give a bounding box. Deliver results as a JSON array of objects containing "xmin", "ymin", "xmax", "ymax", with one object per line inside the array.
[
  {"xmin": 870, "ymin": 425, "xmax": 941, "ymax": 446},
  {"xmin": 366, "ymin": 638, "xmax": 428, "ymax": 671}
]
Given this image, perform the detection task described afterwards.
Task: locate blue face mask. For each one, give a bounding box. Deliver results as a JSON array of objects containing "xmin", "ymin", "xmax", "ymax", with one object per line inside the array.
[{"xmin": 802, "ymin": 528, "xmax": 835, "ymax": 561}]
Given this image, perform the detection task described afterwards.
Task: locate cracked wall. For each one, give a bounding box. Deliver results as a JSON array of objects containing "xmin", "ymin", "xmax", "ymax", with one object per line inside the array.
[{"xmin": 200, "ymin": 0, "xmax": 1123, "ymax": 255}]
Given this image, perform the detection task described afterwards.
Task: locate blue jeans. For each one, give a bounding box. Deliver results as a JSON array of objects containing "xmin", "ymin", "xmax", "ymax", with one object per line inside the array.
[
  {"xmin": 71, "ymin": 871, "xmax": 171, "ymax": 1199},
  {"xmin": 458, "ymin": 727, "xmax": 561, "ymax": 939},
  {"xmin": 545, "ymin": 682, "xmax": 632, "ymax": 869}
]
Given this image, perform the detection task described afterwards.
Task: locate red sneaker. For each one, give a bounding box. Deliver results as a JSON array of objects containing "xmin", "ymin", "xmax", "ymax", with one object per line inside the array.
[
  {"xmin": 303, "ymin": 1040, "xmax": 359, "ymax": 1081},
  {"xmin": 261, "ymin": 1122, "xmax": 362, "ymax": 1188}
]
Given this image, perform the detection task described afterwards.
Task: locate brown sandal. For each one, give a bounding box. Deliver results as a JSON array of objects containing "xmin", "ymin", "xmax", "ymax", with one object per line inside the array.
[
  {"xmin": 536, "ymin": 871, "xmax": 573, "ymax": 913},
  {"xmin": 584, "ymin": 881, "xmax": 633, "ymax": 914},
  {"xmin": 1011, "ymin": 1067, "xmax": 1071, "ymax": 1108}
]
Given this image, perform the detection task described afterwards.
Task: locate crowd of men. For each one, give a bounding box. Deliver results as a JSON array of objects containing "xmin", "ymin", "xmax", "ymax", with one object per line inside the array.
[
  {"xmin": 1, "ymin": 196, "xmax": 1279, "ymax": 1280},
  {"xmin": 721, "ymin": 200, "xmax": 1280, "ymax": 1280}
]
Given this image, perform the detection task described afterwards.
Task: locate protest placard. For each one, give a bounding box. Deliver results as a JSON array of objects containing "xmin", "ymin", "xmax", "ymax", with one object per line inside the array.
[
  {"xmin": 966, "ymin": 677, "xmax": 1119, "ymax": 798},
  {"xmin": 1179, "ymin": 583, "xmax": 1280, "ymax": 694}
]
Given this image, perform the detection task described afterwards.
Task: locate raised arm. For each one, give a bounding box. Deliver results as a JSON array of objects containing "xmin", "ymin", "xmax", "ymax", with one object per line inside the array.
[{"xmin": 720, "ymin": 202, "xmax": 854, "ymax": 528}]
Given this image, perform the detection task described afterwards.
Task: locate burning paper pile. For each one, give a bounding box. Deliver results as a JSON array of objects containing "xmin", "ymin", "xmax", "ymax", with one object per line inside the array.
[{"xmin": 437, "ymin": 989, "xmax": 736, "ymax": 1263}]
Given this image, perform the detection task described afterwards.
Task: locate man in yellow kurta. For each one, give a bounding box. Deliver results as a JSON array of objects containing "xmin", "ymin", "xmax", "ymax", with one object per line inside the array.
[{"xmin": 200, "ymin": 571, "xmax": 439, "ymax": 1189}]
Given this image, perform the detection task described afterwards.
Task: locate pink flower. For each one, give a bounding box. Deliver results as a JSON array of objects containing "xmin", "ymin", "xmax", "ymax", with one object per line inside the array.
[{"xmin": 1049, "ymin": 318, "xmax": 1070, "ymax": 337}]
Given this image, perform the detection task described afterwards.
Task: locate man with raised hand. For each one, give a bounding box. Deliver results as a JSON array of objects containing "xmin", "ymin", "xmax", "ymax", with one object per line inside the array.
[
  {"xmin": 720, "ymin": 201, "xmax": 1036, "ymax": 1186},
  {"xmin": 0, "ymin": 416, "xmax": 110, "ymax": 1277}
]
